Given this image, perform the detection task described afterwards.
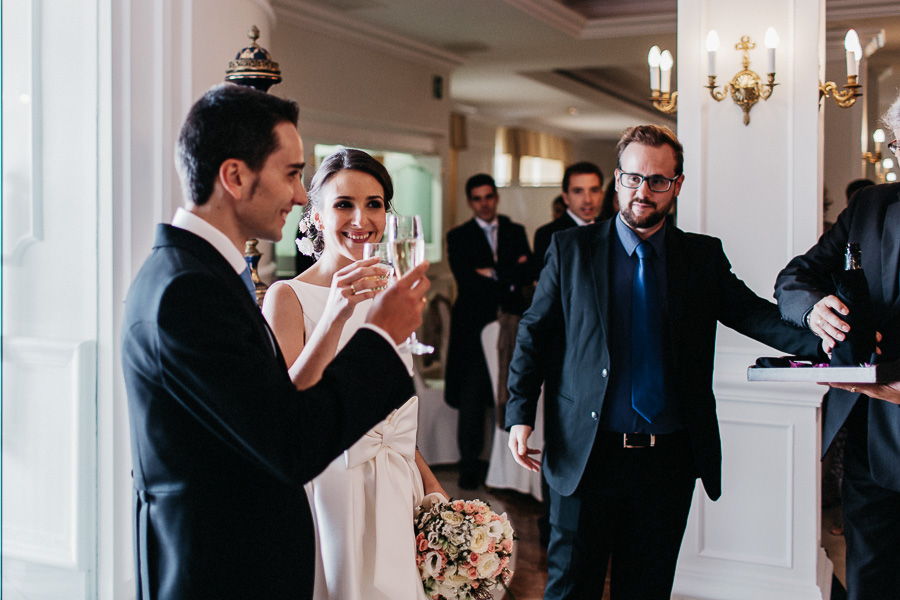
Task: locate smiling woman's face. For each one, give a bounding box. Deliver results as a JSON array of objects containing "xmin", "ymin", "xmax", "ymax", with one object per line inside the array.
[{"xmin": 316, "ymin": 169, "xmax": 387, "ymax": 261}]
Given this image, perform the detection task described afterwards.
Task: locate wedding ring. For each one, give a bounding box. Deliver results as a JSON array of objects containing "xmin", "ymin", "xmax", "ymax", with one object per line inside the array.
[
  {"xmin": 850, "ymin": 386, "xmax": 857, "ymax": 393},
  {"xmin": 350, "ymin": 282, "xmax": 357, "ymax": 294}
]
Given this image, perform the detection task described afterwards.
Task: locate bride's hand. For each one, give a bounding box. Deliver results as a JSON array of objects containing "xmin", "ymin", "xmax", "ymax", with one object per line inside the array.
[{"xmin": 323, "ymin": 258, "xmax": 391, "ymax": 323}]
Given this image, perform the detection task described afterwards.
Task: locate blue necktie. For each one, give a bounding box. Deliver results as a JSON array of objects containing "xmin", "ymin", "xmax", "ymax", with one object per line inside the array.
[
  {"xmin": 239, "ymin": 267, "xmax": 257, "ymax": 302},
  {"xmin": 631, "ymin": 241, "xmax": 665, "ymax": 423}
]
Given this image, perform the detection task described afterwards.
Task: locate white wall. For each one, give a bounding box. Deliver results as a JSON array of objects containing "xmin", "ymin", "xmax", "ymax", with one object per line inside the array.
[{"xmin": 3, "ymin": 1, "xmax": 101, "ymax": 597}]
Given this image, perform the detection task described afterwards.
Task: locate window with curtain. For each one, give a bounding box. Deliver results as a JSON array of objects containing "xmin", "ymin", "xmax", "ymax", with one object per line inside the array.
[{"xmin": 494, "ymin": 127, "xmax": 572, "ymax": 187}]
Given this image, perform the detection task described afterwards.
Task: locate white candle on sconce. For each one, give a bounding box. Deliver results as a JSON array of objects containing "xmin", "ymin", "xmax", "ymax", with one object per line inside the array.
[
  {"xmin": 887, "ymin": 172, "xmax": 897, "ymax": 183},
  {"xmin": 844, "ymin": 29, "xmax": 861, "ymax": 78},
  {"xmin": 883, "ymin": 157, "xmax": 894, "ymax": 170},
  {"xmin": 764, "ymin": 27, "xmax": 778, "ymax": 74},
  {"xmin": 705, "ymin": 30, "xmax": 719, "ymax": 77},
  {"xmin": 660, "ymin": 50, "xmax": 674, "ymax": 94},
  {"xmin": 648, "ymin": 45, "xmax": 661, "ymax": 91}
]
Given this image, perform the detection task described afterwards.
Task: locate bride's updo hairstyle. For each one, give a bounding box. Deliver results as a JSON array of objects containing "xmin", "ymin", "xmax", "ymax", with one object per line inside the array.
[{"xmin": 297, "ymin": 147, "xmax": 394, "ymax": 257}]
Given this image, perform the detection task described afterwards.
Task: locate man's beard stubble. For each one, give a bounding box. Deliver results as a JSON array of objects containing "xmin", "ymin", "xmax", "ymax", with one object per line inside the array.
[{"xmin": 620, "ymin": 199, "xmax": 668, "ymax": 231}]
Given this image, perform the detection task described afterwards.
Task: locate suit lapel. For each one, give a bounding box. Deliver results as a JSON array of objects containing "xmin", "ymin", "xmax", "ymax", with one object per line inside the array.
[
  {"xmin": 880, "ymin": 194, "xmax": 900, "ymax": 308},
  {"xmin": 589, "ymin": 220, "xmax": 613, "ymax": 332},
  {"xmin": 664, "ymin": 226, "xmax": 687, "ymax": 370},
  {"xmin": 158, "ymin": 225, "xmax": 279, "ymax": 359}
]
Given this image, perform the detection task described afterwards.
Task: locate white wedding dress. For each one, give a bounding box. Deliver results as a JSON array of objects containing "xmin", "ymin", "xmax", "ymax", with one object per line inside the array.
[{"xmin": 271, "ymin": 280, "xmax": 427, "ymax": 600}]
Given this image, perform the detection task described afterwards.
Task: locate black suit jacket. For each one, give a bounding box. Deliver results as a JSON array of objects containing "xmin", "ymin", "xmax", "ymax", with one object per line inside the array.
[
  {"xmin": 532, "ymin": 212, "xmax": 577, "ymax": 278},
  {"xmin": 506, "ymin": 219, "xmax": 820, "ymax": 500},
  {"xmin": 776, "ymin": 183, "xmax": 900, "ymax": 491},
  {"xmin": 121, "ymin": 225, "xmax": 413, "ymax": 600},
  {"xmin": 444, "ymin": 215, "xmax": 532, "ymax": 407}
]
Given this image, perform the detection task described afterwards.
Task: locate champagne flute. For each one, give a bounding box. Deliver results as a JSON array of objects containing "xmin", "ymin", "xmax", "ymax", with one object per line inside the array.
[
  {"xmin": 385, "ymin": 214, "xmax": 434, "ymax": 355},
  {"xmin": 362, "ymin": 242, "xmax": 393, "ymax": 293}
]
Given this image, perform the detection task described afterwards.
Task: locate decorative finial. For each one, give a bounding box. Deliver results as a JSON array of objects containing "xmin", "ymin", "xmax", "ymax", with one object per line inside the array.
[{"xmin": 225, "ymin": 24, "xmax": 282, "ymax": 92}]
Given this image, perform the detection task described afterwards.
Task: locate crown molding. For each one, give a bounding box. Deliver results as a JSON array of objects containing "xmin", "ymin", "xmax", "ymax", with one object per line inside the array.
[
  {"xmin": 503, "ymin": 0, "xmax": 675, "ymax": 39},
  {"xmin": 272, "ymin": 0, "xmax": 464, "ymax": 71},
  {"xmin": 827, "ymin": 0, "xmax": 900, "ymax": 20}
]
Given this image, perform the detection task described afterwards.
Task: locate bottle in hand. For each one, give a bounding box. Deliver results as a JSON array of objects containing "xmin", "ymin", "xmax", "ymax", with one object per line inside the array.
[{"xmin": 830, "ymin": 242, "xmax": 876, "ymax": 366}]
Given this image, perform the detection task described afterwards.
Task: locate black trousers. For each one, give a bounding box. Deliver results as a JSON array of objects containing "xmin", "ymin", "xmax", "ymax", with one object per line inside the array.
[
  {"xmin": 456, "ymin": 352, "xmax": 492, "ymax": 478},
  {"xmin": 544, "ymin": 432, "xmax": 697, "ymax": 600},
  {"xmin": 842, "ymin": 404, "xmax": 900, "ymax": 600}
]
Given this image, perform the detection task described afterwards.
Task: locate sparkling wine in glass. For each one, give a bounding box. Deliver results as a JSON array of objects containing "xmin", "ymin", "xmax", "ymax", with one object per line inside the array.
[
  {"xmin": 385, "ymin": 215, "xmax": 434, "ymax": 355},
  {"xmin": 362, "ymin": 242, "xmax": 393, "ymax": 293}
]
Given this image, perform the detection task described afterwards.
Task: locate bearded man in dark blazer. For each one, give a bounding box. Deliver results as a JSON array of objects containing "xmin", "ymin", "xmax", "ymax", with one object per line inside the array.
[
  {"xmin": 532, "ymin": 161, "xmax": 604, "ymax": 276},
  {"xmin": 506, "ymin": 125, "xmax": 821, "ymax": 599},
  {"xmin": 121, "ymin": 84, "xmax": 429, "ymax": 600},
  {"xmin": 445, "ymin": 173, "xmax": 532, "ymax": 488},
  {"xmin": 774, "ymin": 96, "xmax": 900, "ymax": 600}
]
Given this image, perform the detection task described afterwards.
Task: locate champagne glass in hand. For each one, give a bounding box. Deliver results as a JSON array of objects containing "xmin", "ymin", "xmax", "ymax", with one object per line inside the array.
[
  {"xmin": 385, "ymin": 214, "xmax": 434, "ymax": 355},
  {"xmin": 362, "ymin": 242, "xmax": 393, "ymax": 293}
]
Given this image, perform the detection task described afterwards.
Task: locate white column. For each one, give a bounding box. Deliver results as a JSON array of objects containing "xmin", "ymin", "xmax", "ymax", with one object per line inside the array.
[
  {"xmin": 97, "ymin": 1, "xmax": 274, "ymax": 598},
  {"xmin": 674, "ymin": 1, "xmax": 830, "ymax": 599}
]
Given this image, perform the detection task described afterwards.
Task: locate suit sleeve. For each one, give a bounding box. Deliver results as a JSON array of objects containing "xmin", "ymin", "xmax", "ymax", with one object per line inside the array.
[
  {"xmin": 775, "ymin": 198, "xmax": 858, "ymax": 326},
  {"xmin": 506, "ymin": 232, "xmax": 563, "ymax": 429},
  {"xmin": 495, "ymin": 224, "xmax": 533, "ymax": 303},
  {"xmin": 711, "ymin": 239, "xmax": 822, "ymax": 357},
  {"xmin": 149, "ymin": 271, "xmax": 413, "ymax": 486}
]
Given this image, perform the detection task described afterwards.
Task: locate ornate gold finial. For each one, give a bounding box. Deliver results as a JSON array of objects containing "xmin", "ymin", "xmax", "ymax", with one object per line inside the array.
[
  {"xmin": 243, "ymin": 239, "xmax": 268, "ymax": 307},
  {"xmin": 225, "ymin": 24, "xmax": 282, "ymax": 92}
]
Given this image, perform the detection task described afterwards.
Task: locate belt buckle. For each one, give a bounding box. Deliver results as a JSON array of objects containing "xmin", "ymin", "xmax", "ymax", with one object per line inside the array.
[{"xmin": 623, "ymin": 433, "xmax": 656, "ymax": 448}]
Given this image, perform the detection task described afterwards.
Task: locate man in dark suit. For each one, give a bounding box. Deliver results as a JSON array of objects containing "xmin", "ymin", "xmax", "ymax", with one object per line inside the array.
[
  {"xmin": 445, "ymin": 173, "xmax": 532, "ymax": 489},
  {"xmin": 506, "ymin": 125, "xmax": 821, "ymax": 599},
  {"xmin": 532, "ymin": 161, "xmax": 604, "ymax": 276},
  {"xmin": 775, "ymin": 103, "xmax": 900, "ymax": 599},
  {"xmin": 121, "ymin": 84, "xmax": 429, "ymax": 600}
]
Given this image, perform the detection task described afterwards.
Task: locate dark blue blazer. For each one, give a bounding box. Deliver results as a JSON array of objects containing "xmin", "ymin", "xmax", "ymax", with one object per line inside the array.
[
  {"xmin": 121, "ymin": 225, "xmax": 413, "ymax": 599},
  {"xmin": 776, "ymin": 183, "xmax": 900, "ymax": 491},
  {"xmin": 506, "ymin": 219, "xmax": 820, "ymax": 500}
]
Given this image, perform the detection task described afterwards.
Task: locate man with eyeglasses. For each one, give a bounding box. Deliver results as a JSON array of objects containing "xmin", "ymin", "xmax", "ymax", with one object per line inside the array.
[
  {"xmin": 506, "ymin": 124, "xmax": 821, "ymax": 599},
  {"xmin": 775, "ymin": 96, "xmax": 900, "ymax": 600}
]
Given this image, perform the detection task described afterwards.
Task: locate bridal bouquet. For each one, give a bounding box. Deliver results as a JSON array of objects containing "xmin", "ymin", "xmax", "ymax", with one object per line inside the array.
[{"xmin": 414, "ymin": 497, "xmax": 514, "ymax": 600}]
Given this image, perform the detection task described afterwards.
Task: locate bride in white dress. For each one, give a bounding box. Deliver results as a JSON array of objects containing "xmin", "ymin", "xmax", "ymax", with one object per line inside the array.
[{"xmin": 263, "ymin": 148, "xmax": 446, "ymax": 600}]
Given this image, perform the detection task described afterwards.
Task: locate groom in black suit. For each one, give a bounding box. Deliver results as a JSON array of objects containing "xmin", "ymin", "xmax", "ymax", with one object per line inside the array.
[
  {"xmin": 121, "ymin": 84, "xmax": 429, "ymax": 600},
  {"xmin": 506, "ymin": 125, "xmax": 821, "ymax": 599}
]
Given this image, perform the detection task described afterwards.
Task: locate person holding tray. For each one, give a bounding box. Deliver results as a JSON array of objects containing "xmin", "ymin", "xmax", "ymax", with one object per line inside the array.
[{"xmin": 775, "ymin": 93, "xmax": 900, "ymax": 600}]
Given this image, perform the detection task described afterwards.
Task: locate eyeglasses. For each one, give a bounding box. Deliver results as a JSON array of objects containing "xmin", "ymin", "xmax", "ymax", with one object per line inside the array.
[
  {"xmin": 617, "ymin": 171, "xmax": 680, "ymax": 193},
  {"xmin": 889, "ymin": 140, "xmax": 899, "ymax": 157}
]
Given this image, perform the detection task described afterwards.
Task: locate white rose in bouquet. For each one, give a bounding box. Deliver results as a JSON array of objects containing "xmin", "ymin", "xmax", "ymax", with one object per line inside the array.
[
  {"xmin": 468, "ymin": 526, "xmax": 490, "ymax": 554},
  {"xmin": 475, "ymin": 552, "xmax": 501, "ymax": 579},
  {"xmin": 296, "ymin": 236, "xmax": 314, "ymax": 256}
]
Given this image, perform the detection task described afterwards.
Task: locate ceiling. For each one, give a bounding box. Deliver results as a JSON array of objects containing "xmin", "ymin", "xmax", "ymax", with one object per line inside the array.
[{"xmin": 285, "ymin": 0, "xmax": 900, "ymax": 141}]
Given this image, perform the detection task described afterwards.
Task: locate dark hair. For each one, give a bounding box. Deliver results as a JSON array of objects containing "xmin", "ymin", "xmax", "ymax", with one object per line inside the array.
[
  {"xmin": 175, "ymin": 83, "xmax": 299, "ymax": 206},
  {"xmin": 615, "ymin": 124, "xmax": 684, "ymax": 175},
  {"xmin": 465, "ymin": 173, "xmax": 497, "ymax": 199},
  {"xmin": 562, "ymin": 162, "xmax": 603, "ymax": 193},
  {"xmin": 301, "ymin": 148, "xmax": 394, "ymax": 257},
  {"xmin": 845, "ymin": 178, "xmax": 875, "ymax": 201}
]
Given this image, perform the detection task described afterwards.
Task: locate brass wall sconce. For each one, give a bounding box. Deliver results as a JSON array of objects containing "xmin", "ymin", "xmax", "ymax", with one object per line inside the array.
[
  {"xmin": 648, "ymin": 46, "xmax": 677, "ymax": 114},
  {"xmin": 819, "ymin": 29, "xmax": 863, "ymax": 108},
  {"xmin": 704, "ymin": 29, "xmax": 778, "ymax": 126}
]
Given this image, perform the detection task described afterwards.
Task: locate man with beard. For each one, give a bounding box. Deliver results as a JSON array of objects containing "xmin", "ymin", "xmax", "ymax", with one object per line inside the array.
[{"xmin": 505, "ymin": 124, "xmax": 821, "ymax": 599}]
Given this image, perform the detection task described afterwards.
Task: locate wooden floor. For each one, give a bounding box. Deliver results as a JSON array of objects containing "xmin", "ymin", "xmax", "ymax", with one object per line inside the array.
[{"xmin": 435, "ymin": 464, "xmax": 847, "ymax": 599}]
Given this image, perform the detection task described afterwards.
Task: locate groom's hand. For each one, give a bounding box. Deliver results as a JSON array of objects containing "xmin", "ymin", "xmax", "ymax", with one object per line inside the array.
[
  {"xmin": 366, "ymin": 262, "xmax": 430, "ymax": 344},
  {"xmin": 509, "ymin": 424, "xmax": 541, "ymax": 472}
]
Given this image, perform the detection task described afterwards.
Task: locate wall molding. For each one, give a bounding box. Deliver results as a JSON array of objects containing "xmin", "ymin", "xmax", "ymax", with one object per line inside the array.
[
  {"xmin": 827, "ymin": 0, "xmax": 900, "ymax": 20},
  {"xmin": 504, "ymin": 0, "xmax": 676, "ymax": 38},
  {"xmin": 2, "ymin": 0, "xmax": 43, "ymax": 264},
  {"xmin": 2, "ymin": 337, "xmax": 97, "ymax": 570},
  {"xmin": 273, "ymin": 0, "xmax": 464, "ymax": 71}
]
